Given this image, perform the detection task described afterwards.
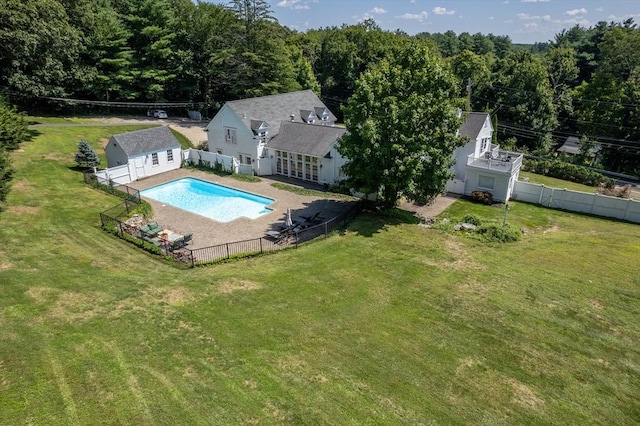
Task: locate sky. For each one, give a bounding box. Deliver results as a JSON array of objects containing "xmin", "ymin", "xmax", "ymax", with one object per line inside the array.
[{"xmin": 269, "ymin": 0, "xmax": 640, "ymax": 44}]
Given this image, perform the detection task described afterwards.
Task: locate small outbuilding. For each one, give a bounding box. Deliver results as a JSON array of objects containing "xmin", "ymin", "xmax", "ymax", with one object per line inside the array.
[{"xmin": 105, "ymin": 126, "xmax": 181, "ymax": 182}]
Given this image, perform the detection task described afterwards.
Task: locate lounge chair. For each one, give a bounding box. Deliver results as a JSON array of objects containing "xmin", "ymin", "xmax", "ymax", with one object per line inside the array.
[
  {"xmin": 182, "ymin": 232, "xmax": 193, "ymax": 245},
  {"xmin": 140, "ymin": 221, "xmax": 163, "ymax": 238}
]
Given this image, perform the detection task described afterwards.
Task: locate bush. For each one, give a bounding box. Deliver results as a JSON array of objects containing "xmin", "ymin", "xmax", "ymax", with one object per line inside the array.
[
  {"xmin": 597, "ymin": 184, "xmax": 631, "ymax": 198},
  {"xmin": 471, "ymin": 190, "xmax": 493, "ymax": 205},
  {"xmin": 476, "ymin": 224, "xmax": 521, "ymax": 243},
  {"xmin": 461, "ymin": 214, "xmax": 482, "ymax": 226}
]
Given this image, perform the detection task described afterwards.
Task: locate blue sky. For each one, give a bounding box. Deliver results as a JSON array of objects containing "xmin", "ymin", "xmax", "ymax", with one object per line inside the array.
[{"xmin": 269, "ymin": 0, "xmax": 640, "ymax": 44}]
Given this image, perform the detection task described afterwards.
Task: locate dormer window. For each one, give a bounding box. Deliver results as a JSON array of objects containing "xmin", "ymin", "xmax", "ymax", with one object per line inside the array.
[{"xmin": 300, "ymin": 110, "xmax": 318, "ymax": 124}]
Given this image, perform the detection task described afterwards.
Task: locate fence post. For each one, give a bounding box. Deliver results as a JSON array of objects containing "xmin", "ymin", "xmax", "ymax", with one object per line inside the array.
[
  {"xmin": 259, "ymin": 237, "xmax": 263, "ymax": 254},
  {"xmin": 226, "ymin": 243, "xmax": 230, "ymax": 259},
  {"xmin": 324, "ymin": 222, "xmax": 328, "ymax": 238}
]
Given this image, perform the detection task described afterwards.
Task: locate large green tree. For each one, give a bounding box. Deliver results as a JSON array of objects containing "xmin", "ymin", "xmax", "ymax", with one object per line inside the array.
[
  {"xmin": 0, "ymin": 0, "xmax": 82, "ymax": 98},
  {"xmin": 491, "ymin": 51, "xmax": 558, "ymax": 153},
  {"xmin": 338, "ymin": 43, "xmax": 465, "ymax": 207}
]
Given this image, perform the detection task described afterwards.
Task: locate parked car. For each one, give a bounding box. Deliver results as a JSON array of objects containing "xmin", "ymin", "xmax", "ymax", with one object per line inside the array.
[{"xmin": 147, "ymin": 109, "xmax": 168, "ymax": 119}]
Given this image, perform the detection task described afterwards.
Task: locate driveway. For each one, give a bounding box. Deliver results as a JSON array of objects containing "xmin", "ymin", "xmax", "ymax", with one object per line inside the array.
[{"xmin": 83, "ymin": 116, "xmax": 209, "ymax": 148}]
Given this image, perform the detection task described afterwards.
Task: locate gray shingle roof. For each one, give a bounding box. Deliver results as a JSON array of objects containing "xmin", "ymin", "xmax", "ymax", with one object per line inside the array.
[
  {"xmin": 557, "ymin": 136, "xmax": 601, "ymax": 156},
  {"xmin": 224, "ymin": 90, "xmax": 337, "ymax": 136},
  {"xmin": 111, "ymin": 126, "xmax": 180, "ymax": 157},
  {"xmin": 268, "ymin": 121, "xmax": 346, "ymax": 157},
  {"xmin": 459, "ymin": 112, "xmax": 490, "ymax": 139}
]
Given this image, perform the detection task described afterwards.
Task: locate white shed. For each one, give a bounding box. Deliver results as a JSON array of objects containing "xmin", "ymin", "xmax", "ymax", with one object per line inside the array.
[{"xmin": 105, "ymin": 126, "xmax": 181, "ymax": 181}]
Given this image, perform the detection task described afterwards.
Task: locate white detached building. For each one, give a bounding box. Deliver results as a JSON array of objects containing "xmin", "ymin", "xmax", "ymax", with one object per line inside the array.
[
  {"xmin": 205, "ymin": 90, "xmax": 522, "ymax": 202},
  {"xmin": 102, "ymin": 126, "xmax": 181, "ymax": 184},
  {"xmin": 447, "ymin": 112, "xmax": 523, "ymax": 202}
]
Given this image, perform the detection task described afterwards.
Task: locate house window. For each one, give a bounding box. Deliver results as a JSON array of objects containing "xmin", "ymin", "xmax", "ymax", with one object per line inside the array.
[
  {"xmin": 481, "ymin": 137, "xmax": 490, "ymax": 152},
  {"xmin": 478, "ymin": 175, "xmax": 495, "ymax": 190},
  {"xmin": 167, "ymin": 149, "xmax": 174, "ymax": 162},
  {"xmin": 151, "ymin": 152, "xmax": 159, "ymax": 166},
  {"xmin": 240, "ymin": 154, "xmax": 251, "ymax": 165},
  {"xmin": 224, "ymin": 127, "xmax": 237, "ymax": 144}
]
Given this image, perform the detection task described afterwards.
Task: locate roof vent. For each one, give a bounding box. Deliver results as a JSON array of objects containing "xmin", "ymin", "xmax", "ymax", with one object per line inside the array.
[{"xmin": 290, "ymin": 114, "xmax": 295, "ymax": 121}]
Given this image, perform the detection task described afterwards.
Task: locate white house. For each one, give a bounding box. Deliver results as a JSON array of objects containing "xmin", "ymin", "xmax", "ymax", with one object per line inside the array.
[
  {"xmin": 205, "ymin": 90, "xmax": 345, "ymax": 184},
  {"xmin": 206, "ymin": 91, "xmax": 522, "ymax": 201},
  {"xmin": 447, "ymin": 112, "xmax": 523, "ymax": 202},
  {"xmin": 104, "ymin": 126, "xmax": 181, "ymax": 183}
]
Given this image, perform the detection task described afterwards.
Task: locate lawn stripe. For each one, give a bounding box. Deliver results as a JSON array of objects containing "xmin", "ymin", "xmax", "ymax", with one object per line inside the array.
[
  {"xmin": 104, "ymin": 340, "xmax": 154, "ymax": 424},
  {"xmin": 48, "ymin": 356, "xmax": 79, "ymax": 425}
]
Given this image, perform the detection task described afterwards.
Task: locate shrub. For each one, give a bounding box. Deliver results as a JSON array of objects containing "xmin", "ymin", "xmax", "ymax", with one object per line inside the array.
[
  {"xmin": 597, "ymin": 184, "xmax": 631, "ymax": 198},
  {"xmin": 461, "ymin": 214, "xmax": 482, "ymax": 226},
  {"xmin": 476, "ymin": 224, "xmax": 521, "ymax": 243},
  {"xmin": 471, "ymin": 190, "xmax": 493, "ymax": 205}
]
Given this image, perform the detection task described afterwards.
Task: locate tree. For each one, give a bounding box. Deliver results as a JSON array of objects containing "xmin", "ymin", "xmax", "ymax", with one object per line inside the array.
[
  {"xmin": 0, "ymin": 0, "xmax": 82, "ymax": 98},
  {"xmin": 0, "ymin": 150, "xmax": 12, "ymax": 208},
  {"xmin": 491, "ymin": 51, "xmax": 558, "ymax": 153},
  {"xmin": 0, "ymin": 96, "xmax": 27, "ymax": 207},
  {"xmin": 338, "ymin": 43, "xmax": 465, "ymax": 207},
  {"xmin": 75, "ymin": 140, "xmax": 100, "ymax": 169}
]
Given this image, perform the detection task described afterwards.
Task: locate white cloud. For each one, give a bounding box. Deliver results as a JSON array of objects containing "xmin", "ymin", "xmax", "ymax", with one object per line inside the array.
[
  {"xmin": 521, "ymin": 0, "xmax": 550, "ymax": 2},
  {"xmin": 432, "ymin": 6, "xmax": 455, "ymax": 16},
  {"xmin": 489, "ymin": 16, "xmax": 495, "ymax": 20},
  {"xmin": 369, "ymin": 7, "xmax": 387, "ymax": 15},
  {"xmin": 397, "ymin": 11, "xmax": 429, "ymax": 22},
  {"xmin": 607, "ymin": 13, "xmax": 640, "ymax": 21},
  {"xmin": 595, "ymin": 7, "xmax": 603, "ymax": 12},
  {"xmin": 276, "ymin": 0, "xmax": 310, "ymax": 10},
  {"xmin": 517, "ymin": 13, "xmax": 551, "ymax": 21},
  {"xmin": 565, "ymin": 8, "xmax": 588, "ymax": 16}
]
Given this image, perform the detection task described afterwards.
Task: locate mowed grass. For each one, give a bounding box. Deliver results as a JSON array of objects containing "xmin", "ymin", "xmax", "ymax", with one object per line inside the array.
[
  {"xmin": 519, "ymin": 171, "xmax": 601, "ymax": 193},
  {"xmin": 0, "ymin": 124, "xmax": 639, "ymax": 424}
]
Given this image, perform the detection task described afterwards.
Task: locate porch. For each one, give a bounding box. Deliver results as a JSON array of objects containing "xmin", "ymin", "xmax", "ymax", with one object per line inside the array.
[{"xmin": 467, "ymin": 148, "xmax": 523, "ymax": 174}]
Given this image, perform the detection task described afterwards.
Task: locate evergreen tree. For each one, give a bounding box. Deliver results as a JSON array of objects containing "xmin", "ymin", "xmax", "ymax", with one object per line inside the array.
[{"xmin": 75, "ymin": 140, "xmax": 100, "ymax": 169}]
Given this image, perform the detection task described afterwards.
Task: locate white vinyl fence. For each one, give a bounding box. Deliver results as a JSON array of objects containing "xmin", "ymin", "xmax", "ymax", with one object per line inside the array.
[
  {"xmin": 182, "ymin": 149, "xmax": 238, "ymax": 173},
  {"xmin": 94, "ymin": 164, "xmax": 132, "ymax": 185},
  {"xmin": 513, "ymin": 181, "xmax": 640, "ymax": 223}
]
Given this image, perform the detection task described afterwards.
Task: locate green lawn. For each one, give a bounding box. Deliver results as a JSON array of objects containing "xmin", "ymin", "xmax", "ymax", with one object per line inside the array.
[
  {"xmin": 519, "ymin": 171, "xmax": 599, "ymax": 193},
  {"xmin": 1, "ymin": 124, "xmax": 639, "ymax": 424}
]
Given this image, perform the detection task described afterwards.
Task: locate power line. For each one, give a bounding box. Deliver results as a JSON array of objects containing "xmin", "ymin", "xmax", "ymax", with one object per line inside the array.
[
  {"xmin": 491, "ymin": 84, "xmax": 640, "ymax": 109},
  {"xmin": 21, "ymin": 95, "xmax": 208, "ymax": 108}
]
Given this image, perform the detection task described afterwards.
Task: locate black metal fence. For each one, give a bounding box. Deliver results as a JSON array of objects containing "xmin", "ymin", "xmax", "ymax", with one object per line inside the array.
[
  {"xmin": 99, "ymin": 197, "xmax": 363, "ymax": 267},
  {"xmin": 188, "ymin": 202, "xmax": 362, "ymax": 266},
  {"xmin": 84, "ymin": 171, "xmax": 141, "ymax": 205}
]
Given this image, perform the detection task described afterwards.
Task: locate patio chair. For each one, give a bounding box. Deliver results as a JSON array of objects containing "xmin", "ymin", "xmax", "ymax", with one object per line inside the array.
[{"xmin": 140, "ymin": 221, "xmax": 163, "ymax": 238}]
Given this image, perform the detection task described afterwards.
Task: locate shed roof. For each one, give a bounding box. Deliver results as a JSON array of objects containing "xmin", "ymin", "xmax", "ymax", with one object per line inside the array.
[
  {"xmin": 111, "ymin": 126, "xmax": 180, "ymax": 157},
  {"xmin": 459, "ymin": 112, "xmax": 490, "ymax": 139},
  {"xmin": 268, "ymin": 121, "xmax": 346, "ymax": 157},
  {"xmin": 557, "ymin": 136, "xmax": 601, "ymax": 156},
  {"xmin": 223, "ymin": 90, "xmax": 337, "ymax": 136}
]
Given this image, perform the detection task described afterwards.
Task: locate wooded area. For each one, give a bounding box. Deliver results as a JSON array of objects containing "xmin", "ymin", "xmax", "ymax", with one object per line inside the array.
[{"xmin": 0, "ymin": 0, "xmax": 639, "ymax": 176}]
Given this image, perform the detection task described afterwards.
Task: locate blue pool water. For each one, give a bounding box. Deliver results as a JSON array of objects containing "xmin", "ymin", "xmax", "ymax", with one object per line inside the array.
[{"xmin": 140, "ymin": 178, "xmax": 274, "ymax": 222}]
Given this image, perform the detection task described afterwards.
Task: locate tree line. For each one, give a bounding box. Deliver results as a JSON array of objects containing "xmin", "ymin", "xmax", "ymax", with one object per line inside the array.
[{"xmin": 0, "ymin": 0, "xmax": 639, "ymax": 177}]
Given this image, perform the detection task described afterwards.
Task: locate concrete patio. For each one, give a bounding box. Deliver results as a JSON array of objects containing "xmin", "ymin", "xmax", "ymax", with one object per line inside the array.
[{"xmin": 126, "ymin": 169, "xmax": 357, "ymax": 249}]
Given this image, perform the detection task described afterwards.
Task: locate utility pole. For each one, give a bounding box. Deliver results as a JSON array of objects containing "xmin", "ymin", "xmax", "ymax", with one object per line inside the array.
[{"xmin": 466, "ymin": 78, "xmax": 472, "ymax": 112}]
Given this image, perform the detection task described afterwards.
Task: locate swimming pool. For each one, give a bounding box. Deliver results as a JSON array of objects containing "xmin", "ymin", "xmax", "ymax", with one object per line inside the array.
[{"xmin": 140, "ymin": 178, "xmax": 274, "ymax": 223}]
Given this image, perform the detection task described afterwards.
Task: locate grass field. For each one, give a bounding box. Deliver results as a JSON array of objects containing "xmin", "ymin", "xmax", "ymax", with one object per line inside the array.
[{"xmin": 0, "ymin": 124, "xmax": 639, "ymax": 424}]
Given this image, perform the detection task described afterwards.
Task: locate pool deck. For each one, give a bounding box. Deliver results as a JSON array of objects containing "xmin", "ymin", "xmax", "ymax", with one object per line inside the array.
[{"xmin": 127, "ymin": 169, "xmax": 357, "ymax": 249}]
